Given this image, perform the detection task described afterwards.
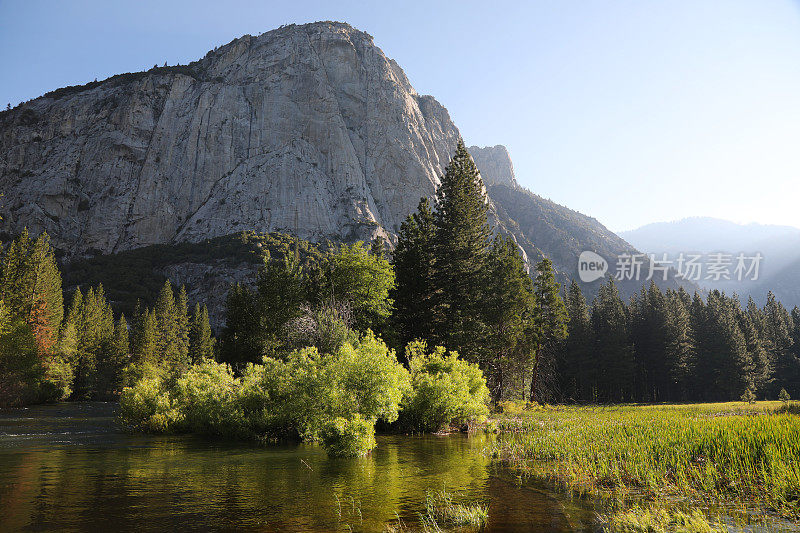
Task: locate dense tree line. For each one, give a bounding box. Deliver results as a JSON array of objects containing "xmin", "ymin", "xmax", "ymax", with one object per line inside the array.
[
  {"xmin": 556, "ymin": 279, "xmax": 800, "ymax": 403},
  {"xmin": 0, "ymin": 229, "xmax": 213, "ymax": 406}
]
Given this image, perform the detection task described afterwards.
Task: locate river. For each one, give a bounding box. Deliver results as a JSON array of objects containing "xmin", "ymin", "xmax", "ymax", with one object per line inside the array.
[{"xmin": 0, "ymin": 402, "xmax": 603, "ymax": 532}]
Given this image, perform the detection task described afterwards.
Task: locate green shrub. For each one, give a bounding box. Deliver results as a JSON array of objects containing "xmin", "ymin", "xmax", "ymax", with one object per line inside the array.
[
  {"xmin": 780, "ymin": 388, "xmax": 791, "ymax": 404},
  {"xmin": 118, "ymin": 367, "xmax": 181, "ymax": 432},
  {"xmin": 172, "ymin": 360, "xmax": 245, "ymax": 436},
  {"xmin": 399, "ymin": 341, "xmax": 490, "ymax": 432},
  {"xmin": 498, "ymin": 399, "xmax": 527, "ymax": 416},
  {"xmin": 238, "ymin": 332, "xmax": 411, "ymax": 441},
  {"xmin": 39, "ymin": 354, "xmax": 75, "ymax": 402},
  {"xmin": 741, "ymin": 388, "xmax": 756, "ymax": 404},
  {"xmin": 120, "ymin": 333, "xmax": 411, "ymax": 455},
  {"xmin": 320, "ymin": 415, "xmax": 376, "ymax": 457}
]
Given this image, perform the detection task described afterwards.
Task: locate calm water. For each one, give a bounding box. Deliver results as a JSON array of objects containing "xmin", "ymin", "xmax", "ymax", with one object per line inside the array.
[{"xmin": 0, "ymin": 403, "xmax": 601, "ymax": 532}]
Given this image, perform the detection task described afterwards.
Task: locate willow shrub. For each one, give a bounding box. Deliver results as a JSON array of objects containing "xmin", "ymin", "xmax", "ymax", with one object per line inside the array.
[
  {"xmin": 319, "ymin": 415, "xmax": 376, "ymax": 457},
  {"xmin": 120, "ymin": 333, "xmax": 412, "ymax": 456},
  {"xmin": 121, "ymin": 335, "xmax": 492, "ymax": 455},
  {"xmin": 398, "ymin": 341, "xmax": 490, "ymax": 432}
]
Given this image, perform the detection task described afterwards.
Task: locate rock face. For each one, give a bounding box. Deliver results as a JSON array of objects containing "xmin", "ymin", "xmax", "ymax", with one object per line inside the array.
[
  {"xmin": 468, "ymin": 145, "xmax": 518, "ymax": 187},
  {"xmin": 0, "ymin": 22, "xmax": 459, "ymax": 256}
]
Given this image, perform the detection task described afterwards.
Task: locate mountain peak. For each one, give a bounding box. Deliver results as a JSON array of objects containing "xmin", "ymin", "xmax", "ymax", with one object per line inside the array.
[
  {"xmin": 468, "ymin": 145, "xmax": 518, "ymax": 188},
  {"xmin": 0, "ymin": 22, "xmax": 459, "ymax": 255}
]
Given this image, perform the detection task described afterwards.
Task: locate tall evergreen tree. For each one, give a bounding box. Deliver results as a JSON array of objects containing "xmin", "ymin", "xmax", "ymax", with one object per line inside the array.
[
  {"xmin": 188, "ymin": 303, "xmax": 214, "ymax": 363},
  {"xmin": 482, "ymin": 236, "xmax": 537, "ymax": 402},
  {"xmin": 72, "ymin": 285, "xmax": 115, "ymax": 399},
  {"xmin": 131, "ymin": 307, "xmax": 158, "ymax": 368},
  {"xmin": 591, "ymin": 278, "xmax": 633, "ymax": 402},
  {"xmin": 629, "ymin": 282, "xmax": 672, "ymax": 402},
  {"xmin": 789, "ymin": 306, "xmax": 800, "ymax": 397},
  {"xmin": 430, "ymin": 141, "xmax": 493, "ymax": 363},
  {"xmin": 391, "ymin": 197, "xmax": 437, "ymax": 350},
  {"xmin": 152, "ymin": 281, "xmax": 189, "ymax": 372},
  {"xmin": 763, "ymin": 292, "xmax": 796, "ymax": 396},
  {"xmin": 741, "ymin": 297, "xmax": 771, "ymax": 395},
  {"xmin": 699, "ymin": 292, "xmax": 750, "ymax": 400},
  {"xmin": 558, "ymin": 280, "xmax": 593, "ymax": 401},
  {"xmin": 175, "ymin": 285, "xmax": 190, "ymax": 365},
  {"xmin": 0, "ymin": 231, "xmax": 63, "ymax": 358},
  {"xmin": 95, "ymin": 314, "xmax": 130, "ymax": 399},
  {"xmin": 664, "ymin": 288, "xmax": 696, "ymax": 401},
  {"xmin": 530, "ymin": 258, "xmax": 568, "ymax": 402}
]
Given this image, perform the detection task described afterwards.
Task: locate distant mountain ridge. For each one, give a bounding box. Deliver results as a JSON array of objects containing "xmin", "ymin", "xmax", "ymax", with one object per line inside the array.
[{"xmin": 621, "ymin": 217, "xmax": 800, "ymax": 307}]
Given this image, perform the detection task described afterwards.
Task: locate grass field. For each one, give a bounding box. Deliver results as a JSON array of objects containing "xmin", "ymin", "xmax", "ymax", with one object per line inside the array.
[{"xmin": 487, "ymin": 401, "xmax": 800, "ymax": 522}]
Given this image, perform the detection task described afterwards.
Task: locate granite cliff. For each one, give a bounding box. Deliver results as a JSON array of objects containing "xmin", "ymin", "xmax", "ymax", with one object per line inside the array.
[{"xmin": 1, "ymin": 22, "xmax": 458, "ymax": 255}]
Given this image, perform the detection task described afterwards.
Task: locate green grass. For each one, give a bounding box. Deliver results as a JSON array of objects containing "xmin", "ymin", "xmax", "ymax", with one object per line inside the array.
[
  {"xmin": 419, "ymin": 490, "xmax": 488, "ymax": 531},
  {"xmin": 605, "ymin": 505, "xmax": 725, "ymax": 533},
  {"xmin": 488, "ymin": 401, "xmax": 800, "ymax": 519}
]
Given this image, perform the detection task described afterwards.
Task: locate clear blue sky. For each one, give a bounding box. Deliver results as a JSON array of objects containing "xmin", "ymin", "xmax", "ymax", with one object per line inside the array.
[{"xmin": 2, "ymin": 0, "xmax": 800, "ymax": 232}]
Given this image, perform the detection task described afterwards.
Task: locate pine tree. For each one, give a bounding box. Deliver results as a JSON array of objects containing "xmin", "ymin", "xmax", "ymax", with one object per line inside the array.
[
  {"xmin": 151, "ymin": 280, "xmax": 190, "ymax": 372},
  {"xmin": 482, "ymin": 236, "xmax": 537, "ymax": 402},
  {"xmin": 391, "ymin": 197, "xmax": 437, "ymax": 350},
  {"xmin": 591, "ymin": 278, "xmax": 633, "ymax": 402},
  {"xmin": 95, "ymin": 314, "xmax": 129, "ymax": 399},
  {"xmin": 153, "ymin": 281, "xmax": 177, "ymax": 364},
  {"xmin": 530, "ymin": 258, "xmax": 568, "ymax": 403},
  {"xmin": 0, "ymin": 231, "xmax": 63, "ymax": 358},
  {"xmin": 764, "ymin": 292, "xmax": 797, "ymax": 395},
  {"xmin": 0, "ymin": 299, "xmax": 38, "ymax": 406},
  {"xmin": 558, "ymin": 281, "xmax": 593, "ymax": 401},
  {"xmin": 629, "ymin": 282, "xmax": 676, "ymax": 402},
  {"xmin": 430, "ymin": 141, "xmax": 493, "ymax": 362},
  {"xmin": 664, "ymin": 288, "xmax": 696, "ymax": 401},
  {"xmin": 132, "ymin": 308, "xmax": 158, "ymax": 366},
  {"xmin": 72, "ymin": 285, "xmax": 115, "ymax": 399},
  {"xmin": 740, "ymin": 298, "xmax": 771, "ymax": 395},
  {"xmin": 703, "ymin": 292, "xmax": 751, "ymax": 400},
  {"xmin": 188, "ymin": 303, "xmax": 214, "ymax": 362},
  {"xmin": 175, "ymin": 285, "xmax": 190, "ymax": 366}
]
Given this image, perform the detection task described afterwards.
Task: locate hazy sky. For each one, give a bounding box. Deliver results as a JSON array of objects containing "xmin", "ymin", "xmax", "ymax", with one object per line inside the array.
[{"xmin": 2, "ymin": 0, "xmax": 799, "ymax": 232}]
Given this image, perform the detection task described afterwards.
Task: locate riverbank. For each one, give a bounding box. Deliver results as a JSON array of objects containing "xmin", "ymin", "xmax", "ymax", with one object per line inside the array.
[{"xmin": 487, "ymin": 401, "xmax": 800, "ymax": 527}]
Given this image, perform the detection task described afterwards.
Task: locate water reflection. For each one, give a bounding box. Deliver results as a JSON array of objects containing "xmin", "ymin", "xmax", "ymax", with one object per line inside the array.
[{"xmin": 0, "ymin": 403, "xmax": 597, "ymax": 532}]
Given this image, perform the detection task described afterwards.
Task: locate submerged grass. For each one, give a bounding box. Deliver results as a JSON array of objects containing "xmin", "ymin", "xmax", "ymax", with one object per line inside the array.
[
  {"xmin": 419, "ymin": 490, "xmax": 488, "ymax": 531},
  {"xmin": 488, "ymin": 401, "xmax": 800, "ymax": 519},
  {"xmin": 605, "ymin": 505, "xmax": 725, "ymax": 533}
]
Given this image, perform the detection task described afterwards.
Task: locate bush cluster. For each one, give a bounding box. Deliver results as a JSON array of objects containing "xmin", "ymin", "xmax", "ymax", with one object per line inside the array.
[
  {"xmin": 120, "ymin": 335, "xmax": 490, "ymax": 456},
  {"xmin": 398, "ymin": 341, "xmax": 490, "ymax": 432}
]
